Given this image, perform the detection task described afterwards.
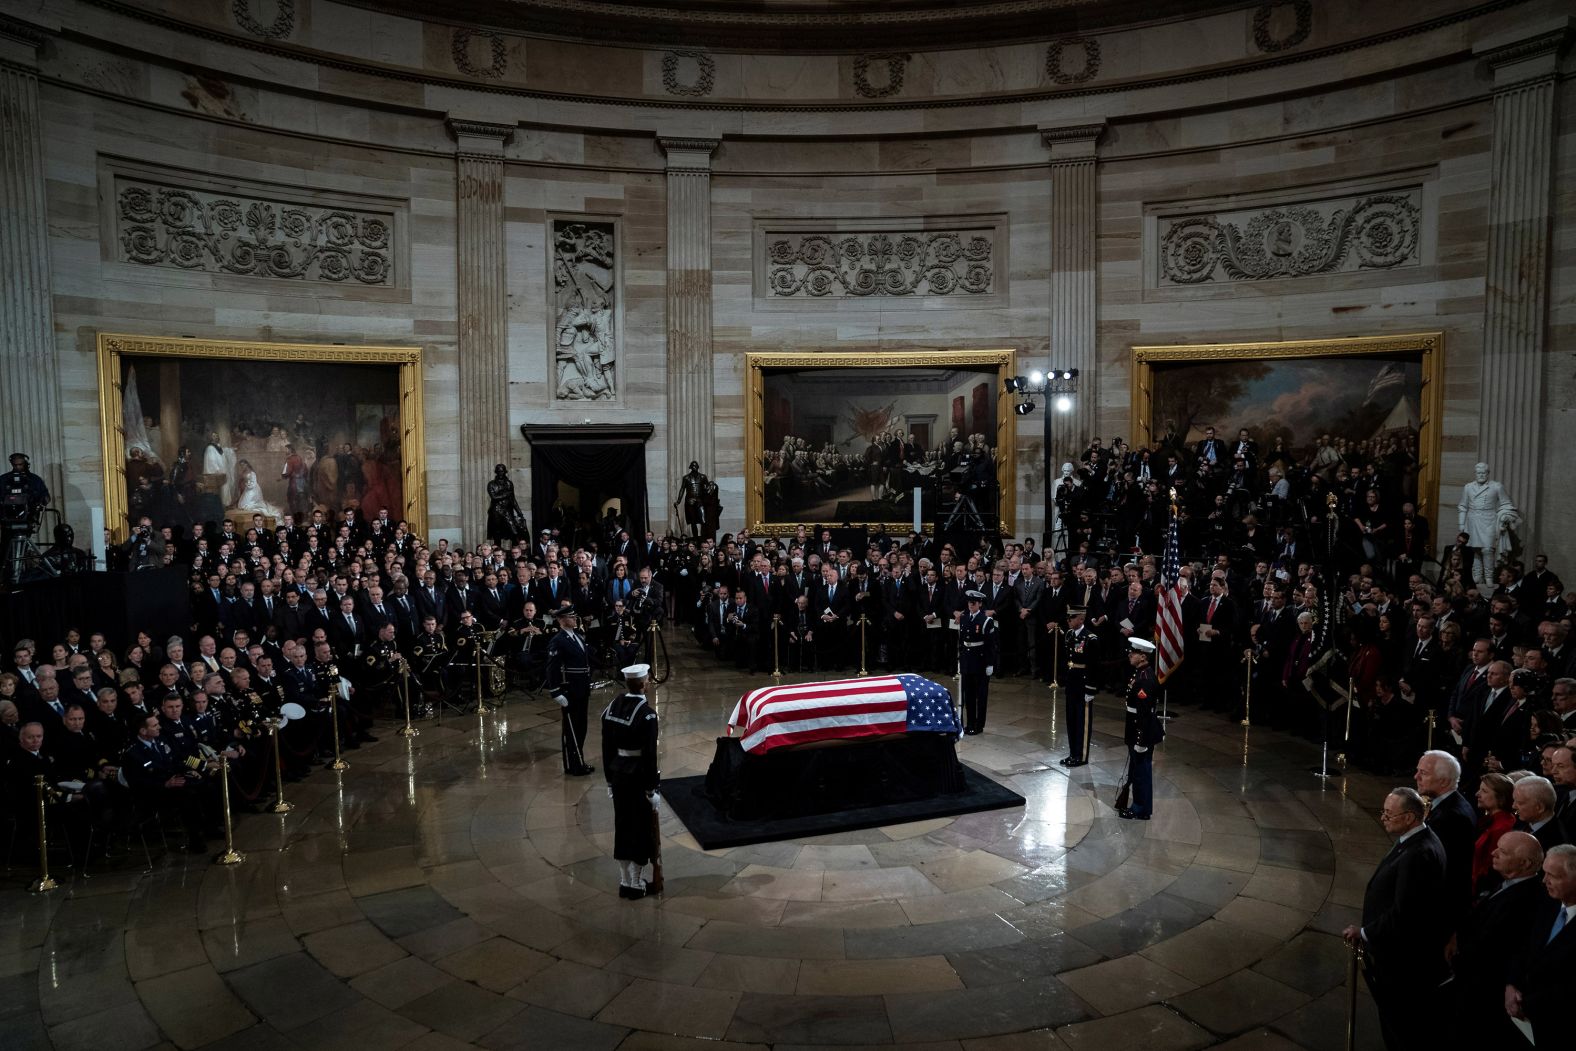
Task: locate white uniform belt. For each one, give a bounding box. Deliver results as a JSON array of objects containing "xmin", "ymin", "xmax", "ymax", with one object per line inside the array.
[
  {"xmin": 963, "ymin": 641, "xmax": 985, "ymax": 648},
  {"xmin": 1125, "ymin": 705, "xmax": 1138, "ymax": 714},
  {"xmin": 616, "ymin": 748, "xmax": 643, "ymax": 757}
]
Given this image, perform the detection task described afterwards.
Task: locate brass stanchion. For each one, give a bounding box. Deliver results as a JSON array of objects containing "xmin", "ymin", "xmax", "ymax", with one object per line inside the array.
[
  {"xmin": 857, "ymin": 615, "xmax": 869, "ymax": 677},
  {"xmin": 328, "ymin": 682, "xmax": 349, "ymax": 772},
  {"xmin": 1337, "ymin": 674, "xmax": 1355, "ymax": 767},
  {"xmin": 1425, "ymin": 708, "xmax": 1436, "ymax": 751},
  {"xmin": 214, "ymin": 754, "xmax": 245, "ymax": 865},
  {"xmin": 1241, "ymin": 650, "xmax": 1255, "ymax": 727},
  {"xmin": 270, "ymin": 725, "xmax": 294, "ymax": 814},
  {"xmin": 28, "ymin": 775, "xmax": 57, "ymax": 893},
  {"xmin": 473, "ymin": 642, "xmax": 494, "ymax": 715},
  {"xmin": 1344, "ymin": 940, "xmax": 1364, "ymax": 1051},
  {"xmin": 771, "ymin": 615, "xmax": 782, "ymax": 680},
  {"xmin": 397, "ymin": 665, "xmax": 419, "ymax": 738},
  {"xmin": 1049, "ymin": 623, "xmax": 1062, "ymax": 689}
]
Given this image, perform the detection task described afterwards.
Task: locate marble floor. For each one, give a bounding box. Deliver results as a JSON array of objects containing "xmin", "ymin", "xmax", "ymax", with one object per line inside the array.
[{"xmin": 1, "ymin": 638, "xmax": 1395, "ymax": 1051}]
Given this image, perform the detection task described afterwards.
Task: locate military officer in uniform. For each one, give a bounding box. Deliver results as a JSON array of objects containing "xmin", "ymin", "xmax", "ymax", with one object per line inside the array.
[
  {"xmin": 544, "ymin": 606, "xmax": 595, "ymax": 776},
  {"xmin": 1121, "ymin": 637, "xmax": 1165, "ymax": 820},
  {"xmin": 601, "ymin": 662, "xmax": 660, "ymax": 899},
  {"xmin": 1060, "ymin": 606, "xmax": 1095, "ymax": 767},
  {"xmin": 958, "ymin": 590, "xmax": 999, "ymax": 735}
]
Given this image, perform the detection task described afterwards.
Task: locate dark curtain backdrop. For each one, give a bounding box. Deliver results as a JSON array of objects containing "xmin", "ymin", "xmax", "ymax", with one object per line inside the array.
[{"xmin": 529, "ymin": 440, "xmax": 647, "ymax": 540}]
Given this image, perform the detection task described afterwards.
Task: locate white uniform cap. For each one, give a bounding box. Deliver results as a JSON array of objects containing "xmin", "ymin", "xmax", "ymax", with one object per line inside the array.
[
  {"xmin": 621, "ymin": 663, "xmax": 651, "ymax": 678},
  {"xmin": 1129, "ymin": 638, "xmax": 1158, "ymax": 654}
]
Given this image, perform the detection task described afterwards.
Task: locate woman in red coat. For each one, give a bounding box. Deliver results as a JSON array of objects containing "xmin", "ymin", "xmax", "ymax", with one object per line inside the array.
[{"xmin": 1470, "ymin": 771, "xmax": 1516, "ymax": 897}]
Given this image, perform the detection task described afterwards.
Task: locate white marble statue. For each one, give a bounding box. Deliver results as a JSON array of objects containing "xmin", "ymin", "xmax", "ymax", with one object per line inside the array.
[
  {"xmin": 1049, "ymin": 461, "xmax": 1076, "ymax": 553},
  {"xmin": 1457, "ymin": 461, "xmax": 1520, "ymax": 587}
]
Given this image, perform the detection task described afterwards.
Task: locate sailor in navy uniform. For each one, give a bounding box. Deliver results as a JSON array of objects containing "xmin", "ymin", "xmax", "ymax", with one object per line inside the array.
[
  {"xmin": 601, "ymin": 663, "xmax": 660, "ymax": 899},
  {"xmin": 1060, "ymin": 606, "xmax": 1095, "ymax": 767},
  {"xmin": 958, "ymin": 590, "xmax": 999, "ymax": 735},
  {"xmin": 1121, "ymin": 637, "xmax": 1165, "ymax": 820},
  {"xmin": 543, "ymin": 606, "xmax": 595, "ymax": 776}
]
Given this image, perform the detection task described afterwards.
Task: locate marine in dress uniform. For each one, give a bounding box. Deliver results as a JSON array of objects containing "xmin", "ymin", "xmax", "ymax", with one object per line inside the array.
[
  {"xmin": 1060, "ymin": 607, "xmax": 1095, "ymax": 767},
  {"xmin": 601, "ymin": 663, "xmax": 660, "ymax": 899},
  {"xmin": 958, "ymin": 591, "xmax": 999, "ymax": 735},
  {"xmin": 1121, "ymin": 637, "xmax": 1165, "ymax": 820},
  {"xmin": 544, "ymin": 607, "xmax": 595, "ymax": 776}
]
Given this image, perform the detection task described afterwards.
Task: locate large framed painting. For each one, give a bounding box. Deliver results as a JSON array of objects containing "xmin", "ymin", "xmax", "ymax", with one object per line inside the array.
[
  {"xmin": 745, "ymin": 350, "xmax": 1017, "ymax": 534},
  {"xmin": 96, "ymin": 334, "xmax": 426, "ymax": 540},
  {"xmin": 1130, "ymin": 332, "xmax": 1444, "ymax": 516}
]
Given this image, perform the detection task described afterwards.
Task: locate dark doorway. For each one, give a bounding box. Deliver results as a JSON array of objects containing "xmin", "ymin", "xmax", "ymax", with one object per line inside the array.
[{"xmin": 520, "ymin": 424, "xmax": 654, "ymax": 551}]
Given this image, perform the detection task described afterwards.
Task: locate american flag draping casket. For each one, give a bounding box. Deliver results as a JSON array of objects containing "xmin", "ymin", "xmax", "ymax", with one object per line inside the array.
[{"xmin": 726, "ymin": 674, "xmax": 961, "ymax": 755}]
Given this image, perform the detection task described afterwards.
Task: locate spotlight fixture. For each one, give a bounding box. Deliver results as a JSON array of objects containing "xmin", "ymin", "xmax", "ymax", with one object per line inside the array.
[
  {"xmin": 1005, "ymin": 376, "xmax": 1024, "ymax": 393},
  {"xmin": 1054, "ymin": 395, "xmax": 1073, "ymax": 413},
  {"xmin": 1028, "ymin": 369, "xmax": 1044, "ymax": 386},
  {"xmin": 1015, "ymin": 401, "xmax": 1036, "ymax": 415}
]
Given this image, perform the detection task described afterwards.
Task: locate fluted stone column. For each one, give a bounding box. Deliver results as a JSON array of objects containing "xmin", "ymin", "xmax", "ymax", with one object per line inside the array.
[
  {"xmin": 448, "ymin": 118, "xmax": 513, "ymax": 546},
  {"xmin": 659, "ymin": 137, "xmax": 719, "ymax": 533},
  {"xmin": 1041, "ymin": 122, "xmax": 1106, "ymax": 507},
  {"xmin": 1472, "ymin": 21, "xmax": 1568, "ymax": 542},
  {"xmin": 0, "ymin": 17, "xmax": 65, "ymax": 507}
]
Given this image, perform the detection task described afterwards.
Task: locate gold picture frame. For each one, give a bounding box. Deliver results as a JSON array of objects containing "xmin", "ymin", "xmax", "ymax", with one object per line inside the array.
[
  {"xmin": 1130, "ymin": 332, "xmax": 1444, "ymax": 518},
  {"xmin": 745, "ymin": 349, "xmax": 1017, "ymax": 535},
  {"xmin": 97, "ymin": 333, "xmax": 426, "ymax": 541}
]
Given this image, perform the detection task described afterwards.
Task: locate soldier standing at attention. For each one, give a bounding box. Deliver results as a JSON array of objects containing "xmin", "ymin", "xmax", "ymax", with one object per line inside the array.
[
  {"xmin": 602, "ymin": 663, "xmax": 660, "ymax": 899},
  {"xmin": 1059, "ymin": 606, "xmax": 1094, "ymax": 767},
  {"xmin": 958, "ymin": 590, "xmax": 998, "ymax": 735},
  {"xmin": 1121, "ymin": 637, "xmax": 1164, "ymax": 820},
  {"xmin": 544, "ymin": 606, "xmax": 595, "ymax": 776}
]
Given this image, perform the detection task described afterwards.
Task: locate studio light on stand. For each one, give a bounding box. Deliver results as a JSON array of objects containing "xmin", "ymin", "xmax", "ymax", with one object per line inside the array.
[{"xmin": 1004, "ymin": 368, "xmax": 1079, "ymax": 553}]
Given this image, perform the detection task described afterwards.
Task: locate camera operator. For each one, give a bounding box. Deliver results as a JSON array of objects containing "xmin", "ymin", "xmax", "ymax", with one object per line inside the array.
[
  {"xmin": 1, "ymin": 452, "xmax": 48, "ymax": 517},
  {"xmin": 118, "ymin": 516, "xmax": 166, "ymax": 571}
]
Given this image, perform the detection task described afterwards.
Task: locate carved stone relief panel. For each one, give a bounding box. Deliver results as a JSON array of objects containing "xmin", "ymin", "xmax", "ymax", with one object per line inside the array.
[
  {"xmin": 853, "ymin": 53, "xmax": 911, "ymax": 98},
  {"xmin": 662, "ymin": 50, "xmax": 715, "ymax": 96},
  {"xmin": 758, "ymin": 218, "xmax": 1003, "ymax": 305},
  {"xmin": 104, "ymin": 159, "xmax": 402, "ymax": 286},
  {"xmin": 551, "ymin": 217, "xmax": 619, "ymax": 401},
  {"xmin": 1155, "ymin": 186, "xmax": 1423, "ymax": 286},
  {"xmin": 232, "ymin": 0, "xmax": 295, "ymax": 40}
]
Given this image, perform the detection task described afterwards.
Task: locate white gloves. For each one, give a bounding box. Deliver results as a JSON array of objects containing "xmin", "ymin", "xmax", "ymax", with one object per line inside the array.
[
  {"xmin": 646, "ymin": 790, "xmax": 662, "ymax": 811},
  {"xmin": 552, "ymin": 692, "xmax": 568, "ymax": 708},
  {"xmin": 986, "ymin": 667, "xmax": 994, "ymax": 676},
  {"xmin": 1133, "ymin": 745, "xmax": 1149, "ymax": 753},
  {"xmin": 679, "ymin": 569, "xmax": 688, "ymax": 576}
]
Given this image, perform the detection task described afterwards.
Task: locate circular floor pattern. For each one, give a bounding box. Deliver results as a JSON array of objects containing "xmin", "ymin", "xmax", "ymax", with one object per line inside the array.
[{"xmin": 2, "ymin": 640, "xmax": 1394, "ymax": 1050}]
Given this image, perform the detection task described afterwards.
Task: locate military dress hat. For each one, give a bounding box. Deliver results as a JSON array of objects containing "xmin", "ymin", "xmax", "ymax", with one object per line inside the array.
[
  {"xmin": 965, "ymin": 590, "xmax": 985, "ymax": 602},
  {"xmin": 621, "ymin": 663, "xmax": 651, "ymax": 679},
  {"xmin": 553, "ymin": 607, "xmax": 580, "ymax": 620},
  {"xmin": 1067, "ymin": 606, "xmax": 1087, "ymax": 617},
  {"xmin": 1129, "ymin": 638, "xmax": 1158, "ymax": 654}
]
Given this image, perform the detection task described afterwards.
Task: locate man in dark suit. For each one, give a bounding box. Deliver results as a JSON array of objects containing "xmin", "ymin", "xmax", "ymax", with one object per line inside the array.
[
  {"xmin": 1343, "ymin": 787, "xmax": 1450, "ymax": 1050},
  {"xmin": 1416, "ymin": 748, "xmax": 1478, "ymax": 916},
  {"xmin": 1445, "ymin": 638, "xmax": 1493, "ymax": 738},
  {"xmin": 1448, "ymin": 830, "xmax": 1546, "ymax": 1043},
  {"xmin": 812, "ymin": 564, "xmax": 852, "ymax": 670},
  {"xmin": 1506, "ymin": 843, "xmax": 1576, "ymax": 1047},
  {"xmin": 1197, "ymin": 572, "xmax": 1238, "ymax": 712},
  {"xmin": 328, "ymin": 596, "xmax": 366, "ymax": 660},
  {"xmin": 414, "ymin": 571, "xmax": 448, "ymax": 627},
  {"xmin": 273, "ymin": 588, "xmax": 311, "ymax": 644},
  {"xmin": 983, "ymin": 568, "xmax": 1019, "ymax": 677},
  {"xmin": 1398, "ymin": 615, "xmax": 1443, "ymax": 715},
  {"xmin": 1512, "ymin": 775, "xmax": 1568, "ymax": 852},
  {"xmin": 1461, "ymin": 660, "xmax": 1513, "ymax": 785},
  {"xmin": 1192, "ymin": 426, "xmax": 1227, "ymax": 470},
  {"xmin": 472, "ymin": 572, "xmax": 506, "ymax": 631}
]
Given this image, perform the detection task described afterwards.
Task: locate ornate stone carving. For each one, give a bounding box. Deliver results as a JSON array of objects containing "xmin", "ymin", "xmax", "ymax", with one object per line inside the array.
[
  {"xmin": 231, "ymin": 0, "xmax": 294, "ymax": 39},
  {"xmin": 853, "ymin": 53, "xmax": 910, "ymax": 99},
  {"xmin": 115, "ymin": 177, "xmax": 393, "ymax": 284},
  {"xmin": 1158, "ymin": 191, "xmax": 1422, "ymax": 285},
  {"xmin": 767, "ymin": 229, "xmax": 993, "ymax": 298},
  {"xmin": 662, "ymin": 50, "xmax": 715, "ymax": 97},
  {"xmin": 1045, "ymin": 37, "xmax": 1101, "ymax": 84},
  {"xmin": 452, "ymin": 29, "xmax": 508, "ymax": 79},
  {"xmin": 552, "ymin": 219, "xmax": 617, "ymax": 401},
  {"xmin": 1252, "ymin": 1, "xmax": 1312, "ymax": 53}
]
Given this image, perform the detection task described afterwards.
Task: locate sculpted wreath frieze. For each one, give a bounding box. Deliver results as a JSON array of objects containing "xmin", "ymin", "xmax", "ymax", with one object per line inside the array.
[
  {"xmin": 1158, "ymin": 192, "xmax": 1421, "ymax": 285},
  {"xmin": 117, "ymin": 181, "xmax": 393, "ymax": 284},
  {"xmin": 768, "ymin": 231, "xmax": 993, "ymax": 298}
]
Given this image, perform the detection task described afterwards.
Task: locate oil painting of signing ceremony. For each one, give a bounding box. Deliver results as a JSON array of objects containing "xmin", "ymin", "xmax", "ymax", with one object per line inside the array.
[{"xmin": 2, "ymin": 4, "xmax": 1573, "ymax": 1050}]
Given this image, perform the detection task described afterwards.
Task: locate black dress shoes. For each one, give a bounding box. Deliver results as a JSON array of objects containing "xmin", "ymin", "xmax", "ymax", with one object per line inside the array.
[
  {"xmin": 1065, "ymin": 759, "xmax": 1088, "ymax": 768},
  {"xmin": 567, "ymin": 765, "xmax": 596, "ymax": 776},
  {"xmin": 618, "ymin": 884, "xmax": 646, "ymax": 900},
  {"xmin": 1117, "ymin": 808, "xmax": 1150, "ymax": 820}
]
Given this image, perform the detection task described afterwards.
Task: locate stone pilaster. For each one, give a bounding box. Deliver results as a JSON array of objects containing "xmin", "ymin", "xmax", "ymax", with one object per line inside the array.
[
  {"xmin": 659, "ymin": 137, "xmax": 719, "ymax": 533},
  {"xmin": 0, "ymin": 17, "xmax": 65, "ymax": 507},
  {"xmin": 448, "ymin": 118, "xmax": 513, "ymax": 546},
  {"xmin": 1041, "ymin": 121, "xmax": 1105, "ymax": 486},
  {"xmin": 1472, "ymin": 20, "xmax": 1569, "ymax": 543}
]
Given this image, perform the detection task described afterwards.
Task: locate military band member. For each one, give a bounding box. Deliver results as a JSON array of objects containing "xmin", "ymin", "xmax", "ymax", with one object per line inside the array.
[
  {"xmin": 608, "ymin": 599, "xmax": 641, "ymax": 669},
  {"xmin": 601, "ymin": 663, "xmax": 660, "ymax": 899},
  {"xmin": 447, "ymin": 610, "xmax": 483, "ymax": 703},
  {"xmin": 361, "ymin": 621, "xmax": 403, "ymax": 712},
  {"xmin": 1060, "ymin": 607, "xmax": 1095, "ymax": 767},
  {"xmin": 411, "ymin": 615, "xmax": 448, "ymax": 692},
  {"xmin": 1121, "ymin": 638, "xmax": 1165, "ymax": 820},
  {"xmin": 544, "ymin": 607, "xmax": 595, "ymax": 776},
  {"xmin": 959, "ymin": 590, "xmax": 999, "ymax": 735}
]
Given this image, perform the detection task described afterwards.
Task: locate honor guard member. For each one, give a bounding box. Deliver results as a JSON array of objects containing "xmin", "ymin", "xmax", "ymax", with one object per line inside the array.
[
  {"xmin": 1060, "ymin": 607, "xmax": 1095, "ymax": 767},
  {"xmin": 602, "ymin": 663, "xmax": 660, "ymax": 899},
  {"xmin": 958, "ymin": 590, "xmax": 999, "ymax": 735},
  {"xmin": 544, "ymin": 607, "xmax": 595, "ymax": 776},
  {"xmin": 1121, "ymin": 638, "xmax": 1165, "ymax": 820}
]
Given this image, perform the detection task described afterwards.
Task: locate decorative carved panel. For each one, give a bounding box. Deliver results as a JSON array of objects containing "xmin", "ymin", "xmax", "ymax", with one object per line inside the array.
[
  {"xmin": 232, "ymin": 0, "xmax": 294, "ymax": 39},
  {"xmin": 1045, "ymin": 37, "xmax": 1101, "ymax": 84},
  {"xmin": 853, "ymin": 53, "xmax": 910, "ymax": 98},
  {"xmin": 452, "ymin": 29, "xmax": 508, "ymax": 79},
  {"xmin": 1156, "ymin": 188, "xmax": 1422, "ymax": 285},
  {"xmin": 662, "ymin": 50, "xmax": 715, "ymax": 96},
  {"xmin": 1252, "ymin": 1, "xmax": 1312, "ymax": 53},
  {"xmin": 108, "ymin": 164, "xmax": 398, "ymax": 285},
  {"xmin": 765, "ymin": 226, "xmax": 996, "ymax": 299},
  {"xmin": 551, "ymin": 217, "xmax": 618, "ymax": 401}
]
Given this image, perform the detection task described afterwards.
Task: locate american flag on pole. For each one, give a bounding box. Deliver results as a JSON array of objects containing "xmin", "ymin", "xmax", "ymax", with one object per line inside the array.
[
  {"xmin": 727, "ymin": 674, "xmax": 961, "ymax": 754},
  {"xmin": 1154, "ymin": 505, "xmax": 1185, "ymax": 683}
]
